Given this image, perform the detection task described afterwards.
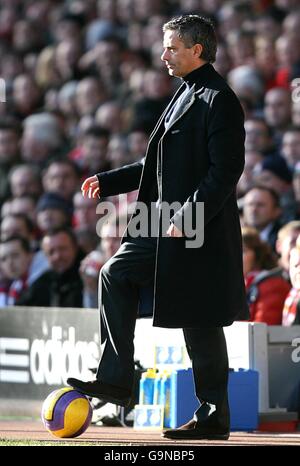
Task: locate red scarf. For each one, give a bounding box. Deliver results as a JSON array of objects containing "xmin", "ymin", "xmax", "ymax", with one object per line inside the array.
[{"xmin": 282, "ymin": 287, "xmax": 300, "ymax": 326}]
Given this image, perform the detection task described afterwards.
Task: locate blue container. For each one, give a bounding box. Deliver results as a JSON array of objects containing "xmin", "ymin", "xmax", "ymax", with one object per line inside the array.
[
  {"xmin": 228, "ymin": 368, "xmax": 259, "ymax": 431},
  {"xmin": 169, "ymin": 368, "xmax": 259, "ymax": 431},
  {"xmin": 160, "ymin": 372, "xmax": 171, "ymax": 427},
  {"xmin": 139, "ymin": 369, "xmax": 156, "ymax": 405},
  {"xmin": 170, "ymin": 368, "xmax": 198, "ymax": 428},
  {"xmin": 153, "ymin": 374, "xmax": 162, "ymax": 404}
]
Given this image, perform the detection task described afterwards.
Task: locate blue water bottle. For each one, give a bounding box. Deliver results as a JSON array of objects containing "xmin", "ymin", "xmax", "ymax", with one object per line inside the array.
[{"xmin": 139, "ymin": 368, "xmax": 156, "ymax": 404}]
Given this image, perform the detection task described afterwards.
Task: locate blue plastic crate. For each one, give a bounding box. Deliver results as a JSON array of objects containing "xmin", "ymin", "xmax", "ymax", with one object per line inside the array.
[
  {"xmin": 169, "ymin": 368, "xmax": 259, "ymax": 431},
  {"xmin": 170, "ymin": 368, "xmax": 198, "ymax": 428},
  {"xmin": 228, "ymin": 368, "xmax": 259, "ymax": 431}
]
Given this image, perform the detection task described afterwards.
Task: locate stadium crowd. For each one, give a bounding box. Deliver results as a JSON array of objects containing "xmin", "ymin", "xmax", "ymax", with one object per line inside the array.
[{"xmin": 1, "ymin": 0, "xmax": 300, "ymax": 325}]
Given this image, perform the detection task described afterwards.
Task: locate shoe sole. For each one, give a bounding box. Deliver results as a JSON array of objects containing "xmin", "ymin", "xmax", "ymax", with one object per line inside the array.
[{"xmin": 69, "ymin": 385, "xmax": 131, "ymax": 407}]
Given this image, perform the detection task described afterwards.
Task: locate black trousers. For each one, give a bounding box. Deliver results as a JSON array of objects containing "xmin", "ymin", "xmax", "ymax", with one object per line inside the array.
[{"xmin": 96, "ymin": 237, "xmax": 229, "ymax": 418}]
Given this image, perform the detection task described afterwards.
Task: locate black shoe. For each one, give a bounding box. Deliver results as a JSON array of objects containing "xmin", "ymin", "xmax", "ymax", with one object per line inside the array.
[
  {"xmin": 67, "ymin": 378, "xmax": 132, "ymax": 407},
  {"xmin": 162, "ymin": 419, "xmax": 230, "ymax": 440}
]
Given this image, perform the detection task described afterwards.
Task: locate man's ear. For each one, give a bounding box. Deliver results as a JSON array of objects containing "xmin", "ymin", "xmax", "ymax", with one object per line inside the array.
[{"xmin": 193, "ymin": 43, "xmax": 203, "ymax": 59}]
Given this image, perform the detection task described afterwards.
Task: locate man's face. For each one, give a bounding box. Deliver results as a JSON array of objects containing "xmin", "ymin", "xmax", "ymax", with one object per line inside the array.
[
  {"xmin": 73, "ymin": 192, "xmax": 98, "ymax": 228},
  {"xmin": 37, "ymin": 209, "xmax": 68, "ymax": 233},
  {"xmin": 0, "ymin": 240, "xmax": 32, "ymax": 280},
  {"xmin": 42, "ymin": 232, "xmax": 77, "ymax": 274},
  {"xmin": 243, "ymin": 189, "xmax": 280, "ymax": 230},
  {"xmin": 277, "ymin": 230, "xmax": 300, "ymax": 272},
  {"xmin": 0, "ymin": 129, "xmax": 19, "ymax": 163},
  {"xmin": 282, "ymin": 131, "xmax": 300, "ymax": 166},
  {"xmin": 82, "ymin": 136, "xmax": 108, "ymax": 171},
  {"xmin": 0, "ymin": 217, "xmax": 30, "ymax": 241},
  {"xmin": 11, "ymin": 168, "xmax": 40, "ymax": 197},
  {"xmin": 244, "ymin": 120, "xmax": 270, "ymax": 152},
  {"xmin": 161, "ymin": 30, "xmax": 201, "ymax": 78},
  {"xmin": 289, "ymin": 246, "xmax": 300, "ymax": 289},
  {"xmin": 43, "ymin": 163, "xmax": 78, "ymax": 200},
  {"xmin": 264, "ymin": 90, "xmax": 291, "ymax": 129}
]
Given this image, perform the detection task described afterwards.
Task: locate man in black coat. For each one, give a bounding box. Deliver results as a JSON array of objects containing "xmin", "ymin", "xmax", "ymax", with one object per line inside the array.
[{"xmin": 68, "ymin": 15, "xmax": 249, "ymax": 440}]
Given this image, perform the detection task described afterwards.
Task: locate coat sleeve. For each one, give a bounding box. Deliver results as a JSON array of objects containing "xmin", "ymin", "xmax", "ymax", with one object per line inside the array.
[
  {"xmin": 171, "ymin": 89, "xmax": 245, "ymax": 229},
  {"xmin": 96, "ymin": 159, "xmax": 144, "ymax": 197}
]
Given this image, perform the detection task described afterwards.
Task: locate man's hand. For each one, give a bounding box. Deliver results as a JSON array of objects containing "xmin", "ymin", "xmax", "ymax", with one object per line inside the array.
[
  {"xmin": 166, "ymin": 223, "xmax": 184, "ymax": 237},
  {"xmin": 81, "ymin": 175, "xmax": 100, "ymax": 199}
]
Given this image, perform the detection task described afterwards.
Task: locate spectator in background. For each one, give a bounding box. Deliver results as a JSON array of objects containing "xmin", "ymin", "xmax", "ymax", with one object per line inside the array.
[
  {"xmin": 226, "ymin": 30, "xmax": 255, "ymax": 68},
  {"xmin": 80, "ymin": 212, "xmax": 130, "ymax": 308},
  {"xmin": 73, "ymin": 190, "xmax": 99, "ymax": 232},
  {"xmin": 74, "ymin": 226, "xmax": 99, "ymax": 255},
  {"xmin": 127, "ymin": 125, "xmax": 149, "ymax": 163},
  {"xmin": 95, "ymin": 101, "xmax": 124, "ymax": 135},
  {"xmin": 107, "ymin": 134, "xmax": 131, "ymax": 169},
  {"xmin": 10, "ymin": 195, "xmax": 37, "ymax": 224},
  {"xmin": 291, "ymin": 99, "xmax": 300, "ymax": 128},
  {"xmin": 129, "ymin": 68, "xmax": 172, "ymax": 132},
  {"xmin": 237, "ymin": 150, "xmax": 263, "ymax": 199},
  {"xmin": 292, "ymin": 161, "xmax": 300, "ymax": 206},
  {"xmin": 254, "ymin": 35, "xmax": 278, "ymax": 92},
  {"xmin": 21, "ymin": 112, "xmax": 65, "ymax": 165},
  {"xmin": 0, "ymin": 212, "xmax": 49, "ymax": 278},
  {"xmin": 12, "ymin": 73, "xmax": 42, "ymax": 120},
  {"xmin": 242, "ymin": 226, "xmax": 290, "ymax": 325},
  {"xmin": 81, "ymin": 38, "xmax": 123, "ymax": 98},
  {"xmin": 282, "ymin": 234, "xmax": 300, "ymax": 326},
  {"xmin": 57, "ymin": 80, "xmax": 79, "ymax": 138},
  {"xmin": 12, "ymin": 18, "xmax": 45, "ymax": 56},
  {"xmin": 54, "ymin": 38, "xmax": 83, "ymax": 84},
  {"xmin": 0, "ymin": 213, "xmax": 35, "ymax": 242},
  {"xmin": 51, "ymin": 11, "xmax": 85, "ymax": 44},
  {"xmin": 244, "ymin": 118, "xmax": 276, "ymax": 157},
  {"xmin": 78, "ymin": 126, "xmax": 111, "ymax": 174},
  {"xmin": 75, "ymin": 77, "xmax": 108, "ymax": 117},
  {"xmin": 276, "ymin": 220, "xmax": 300, "ymax": 277},
  {"xmin": 282, "ymin": 9, "xmax": 300, "ymax": 36},
  {"xmin": 0, "ymin": 50, "xmax": 25, "ymax": 94},
  {"xmin": 281, "ymin": 127, "xmax": 300, "ymax": 168},
  {"xmin": 0, "ymin": 120, "xmax": 22, "ymax": 202},
  {"xmin": 0, "ymin": 236, "xmax": 34, "ymax": 306},
  {"xmin": 9, "ymin": 164, "xmax": 42, "ymax": 199},
  {"xmin": 243, "ymin": 186, "xmax": 282, "ymax": 251},
  {"xmin": 213, "ymin": 42, "xmax": 232, "ymax": 79},
  {"xmin": 42, "ymin": 158, "xmax": 80, "ymax": 201},
  {"xmin": 275, "ymin": 33, "xmax": 300, "ymax": 89},
  {"xmin": 264, "ymin": 87, "xmax": 292, "ymax": 147},
  {"xmin": 252, "ymin": 155, "xmax": 296, "ymax": 223},
  {"xmin": 36, "ymin": 192, "xmax": 73, "ymax": 234},
  {"xmin": 18, "ymin": 227, "xmax": 84, "ymax": 308},
  {"xmin": 35, "ymin": 46, "xmax": 61, "ymax": 91}
]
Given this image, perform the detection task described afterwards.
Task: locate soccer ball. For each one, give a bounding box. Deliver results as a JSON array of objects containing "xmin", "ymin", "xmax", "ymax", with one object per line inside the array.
[{"xmin": 41, "ymin": 387, "xmax": 93, "ymax": 438}]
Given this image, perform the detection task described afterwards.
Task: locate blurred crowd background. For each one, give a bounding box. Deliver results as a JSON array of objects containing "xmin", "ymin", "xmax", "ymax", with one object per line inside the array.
[{"xmin": 1, "ymin": 0, "xmax": 300, "ymax": 325}]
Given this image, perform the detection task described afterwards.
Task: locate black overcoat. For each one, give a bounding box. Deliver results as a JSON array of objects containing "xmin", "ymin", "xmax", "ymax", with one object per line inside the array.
[{"xmin": 97, "ymin": 63, "xmax": 249, "ymax": 328}]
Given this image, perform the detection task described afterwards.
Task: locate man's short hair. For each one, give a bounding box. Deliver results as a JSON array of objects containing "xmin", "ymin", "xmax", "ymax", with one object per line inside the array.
[
  {"xmin": 1, "ymin": 213, "xmax": 35, "ymax": 234},
  {"xmin": 42, "ymin": 156, "xmax": 81, "ymax": 178},
  {"xmin": 163, "ymin": 15, "xmax": 217, "ymax": 63},
  {"xmin": 43, "ymin": 227, "xmax": 78, "ymax": 246},
  {"xmin": 82, "ymin": 126, "xmax": 110, "ymax": 140},
  {"xmin": 0, "ymin": 235, "xmax": 31, "ymax": 253},
  {"xmin": 249, "ymin": 185, "xmax": 280, "ymax": 208}
]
